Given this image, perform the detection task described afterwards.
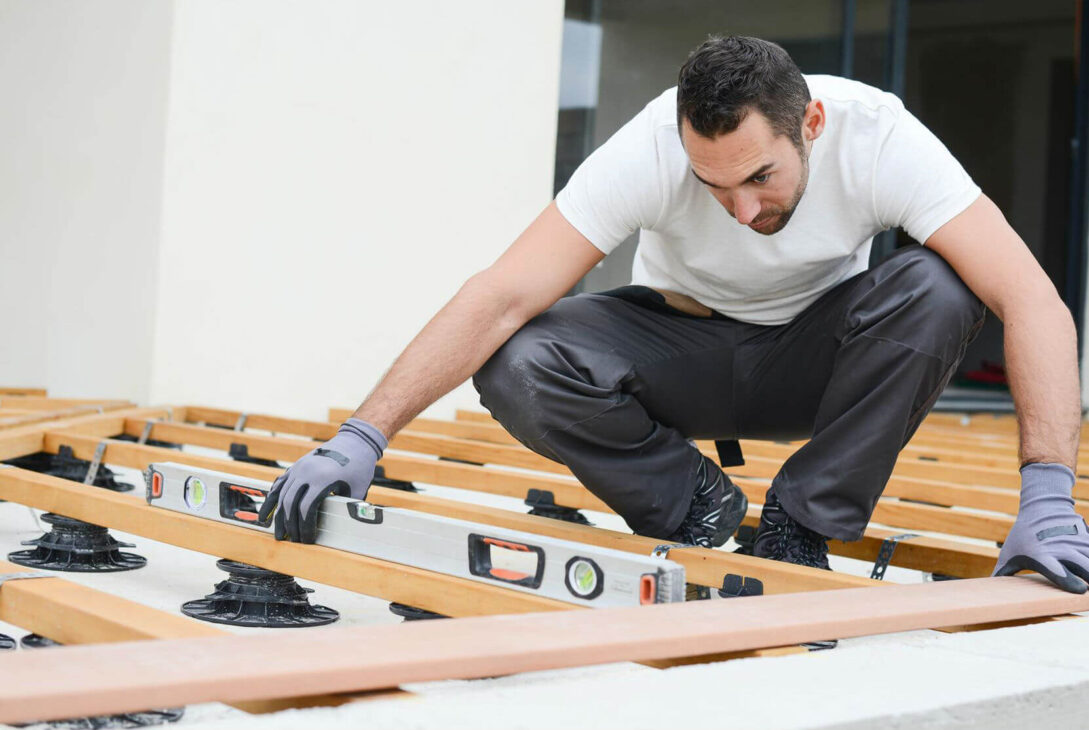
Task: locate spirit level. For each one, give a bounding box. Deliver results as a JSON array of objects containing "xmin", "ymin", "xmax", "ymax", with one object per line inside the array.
[{"xmin": 145, "ymin": 462, "xmax": 685, "ymax": 607}]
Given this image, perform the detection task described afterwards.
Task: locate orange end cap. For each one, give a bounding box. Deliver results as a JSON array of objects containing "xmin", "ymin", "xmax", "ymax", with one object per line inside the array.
[{"xmin": 639, "ymin": 574, "xmax": 657, "ymax": 605}]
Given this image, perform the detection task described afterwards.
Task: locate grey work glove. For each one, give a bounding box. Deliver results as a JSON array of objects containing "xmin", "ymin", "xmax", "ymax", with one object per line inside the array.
[
  {"xmin": 993, "ymin": 463, "xmax": 1089, "ymax": 593},
  {"xmin": 257, "ymin": 418, "xmax": 387, "ymax": 543}
]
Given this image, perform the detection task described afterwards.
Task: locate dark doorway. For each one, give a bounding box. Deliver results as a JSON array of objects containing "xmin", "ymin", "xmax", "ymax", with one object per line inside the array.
[
  {"xmin": 553, "ymin": 0, "xmax": 1086, "ymax": 411},
  {"xmin": 897, "ymin": 0, "xmax": 1078, "ymax": 409}
]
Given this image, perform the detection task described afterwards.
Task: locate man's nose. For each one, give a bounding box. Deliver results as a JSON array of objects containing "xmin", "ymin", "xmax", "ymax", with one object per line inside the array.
[{"xmin": 728, "ymin": 193, "xmax": 761, "ymax": 225}]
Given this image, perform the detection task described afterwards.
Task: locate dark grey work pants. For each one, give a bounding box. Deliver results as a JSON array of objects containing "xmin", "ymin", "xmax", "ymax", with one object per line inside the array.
[{"xmin": 473, "ymin": 246, "xmax": 985, "ymax": 542}]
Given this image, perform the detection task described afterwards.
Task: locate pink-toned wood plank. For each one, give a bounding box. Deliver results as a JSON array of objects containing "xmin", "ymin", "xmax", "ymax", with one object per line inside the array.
[{"xmin": 1, "ymin": 575, "xmax": 1086, "ymax": 724}]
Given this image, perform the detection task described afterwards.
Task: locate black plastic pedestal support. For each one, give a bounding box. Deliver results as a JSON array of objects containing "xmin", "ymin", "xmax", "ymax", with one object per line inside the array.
[
  {"xmin": 181, "ymin": 559, "xmax": 338, "ymax": 628},
  {"xmin": 524, "ymin": 489, "xmax": 592, "ymax": 525},
  {"xmin": 8, "ymin": 513, "xmax": 146, "ymax": 572},
  {"xmin": 388, "ymin": 602, "xmax": 447, "ymax": 621}
]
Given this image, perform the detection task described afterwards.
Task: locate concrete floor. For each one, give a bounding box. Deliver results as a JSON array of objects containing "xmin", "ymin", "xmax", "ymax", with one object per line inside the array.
[{"xmin": 3, "ymin": 458, "xmax": 1087, "ymax": 729}]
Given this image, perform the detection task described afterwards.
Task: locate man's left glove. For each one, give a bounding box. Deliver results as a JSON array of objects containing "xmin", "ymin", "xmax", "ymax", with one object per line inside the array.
[
  {"xmin": 993, "ymin": 463, "xmax": 1089, "ymax": 593},
  {"xmin": 257, "ymin": 418, "xmax": 387, "ymax": 543}
]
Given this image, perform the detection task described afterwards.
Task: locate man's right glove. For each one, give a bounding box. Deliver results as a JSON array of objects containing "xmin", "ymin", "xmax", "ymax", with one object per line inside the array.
[
  {"xmin": 993, "ymin": 463, "xmax": 1089, "ymax": 593},
  {"xmin": 257, "ymin": 418, "xmax": 387, "ymax": 543}
]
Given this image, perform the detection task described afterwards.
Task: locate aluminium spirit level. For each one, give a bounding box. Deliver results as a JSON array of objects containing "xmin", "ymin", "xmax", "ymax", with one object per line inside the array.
[{"xmin": 145, "ymin": 462, "xmax": 685, "ymax": 608}]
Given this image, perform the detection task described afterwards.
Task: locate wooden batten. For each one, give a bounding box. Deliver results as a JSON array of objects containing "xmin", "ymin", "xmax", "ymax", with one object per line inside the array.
[
  {"xmin": 0, "ymin": 560, "xmax": 408, "ymax": 714},
  {"xmin": 0, "ymin": 575, "xmax": 1086, "ymax": 725}
]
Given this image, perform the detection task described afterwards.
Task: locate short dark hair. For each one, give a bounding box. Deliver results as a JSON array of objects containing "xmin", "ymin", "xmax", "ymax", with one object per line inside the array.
[{"xmin": 677, "ymin": 36, "xmax": 811, "ymax": 150}]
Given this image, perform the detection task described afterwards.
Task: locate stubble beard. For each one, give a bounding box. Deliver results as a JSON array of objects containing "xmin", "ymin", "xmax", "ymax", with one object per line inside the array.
[{"xmin": 753, "ymin": 148, "xmax": 810, "ymax": 235}]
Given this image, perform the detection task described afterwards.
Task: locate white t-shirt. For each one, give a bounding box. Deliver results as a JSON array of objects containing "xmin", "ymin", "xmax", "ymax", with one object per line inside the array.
[{"xmin": 555, "ymin": 74, "xmax": 981, "ymax": 325}]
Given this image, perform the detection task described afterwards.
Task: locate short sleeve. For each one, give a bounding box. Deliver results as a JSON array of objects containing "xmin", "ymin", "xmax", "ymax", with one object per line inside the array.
[
  {"xmin": 555, "ymin": 104, "xmax": 666, "ymax": 255},
  {"xmin": 872, "ymin": 106, "xmax": 981, "ymax": 244}
]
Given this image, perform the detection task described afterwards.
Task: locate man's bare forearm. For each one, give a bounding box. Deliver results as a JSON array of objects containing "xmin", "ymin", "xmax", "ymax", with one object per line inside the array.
[
  {"xmin": 1003, "ymin": 300, "xmax": 1082, "ymax": 468},
  {"xmin": 351, "ymin": 273, "xmax": 531, "ymax": 437}
]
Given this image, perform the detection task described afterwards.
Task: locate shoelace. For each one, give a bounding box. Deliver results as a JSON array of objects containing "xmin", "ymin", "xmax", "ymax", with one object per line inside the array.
[
  {"xmin": 687, "ymin": 460, "xmax": 722, "ymax": 532},
  {"xmin": 670, "ymin": 458, "xmax": 723, "ymax": 546},
  {"xmin": 762, "ymin": 494, "xmax": 829, "ymax": 569},
  {"xmin": 788, "ymin": 526, "xmax": 829, "ymax": 567}
]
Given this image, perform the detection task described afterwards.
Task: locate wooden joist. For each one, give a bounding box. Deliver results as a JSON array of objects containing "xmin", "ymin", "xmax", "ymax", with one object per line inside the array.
[
  {"xmin": 410, "ymin": 412, "xmax": 1087, "ymax": 534},
  {"xmin": 134, "ymin": 415, "xmax": 1030, "ymax": 537},
  {"xmin": 376, "ymin": 411, "xmax": 1089, "ymax": 481},
  {"xmin": 356, "ymin": 410, "xmax": 1088, "ymax": 477},
  {"xmin": 0, "ymin": 387, "xmax": 47, "ymax": 396},
  {"xmin": 435, "ymin": 411, "xmax": 1082, "ymax": 491},
  {"xmin": 183, "ymin": 405, "xmax": 336, "ymax": 440},
  {"xmin": 393, "ymin": 427, "xmax": 1037, "ymax": 535},
  {"xmin": 0, "ymin": 405, "xmax": 135, "ymax": 431},
  {"xmin": 115, "ymin": 417, "xmax": 1003, "ymax": 577},
  {"xmin": 120, "ymin": 418, "xmax": 613, "ymax": 511},
  {"xmin": 111, "ymin": 417, "xmax": 1002, "ymax": 578},
  {"xmin": 448, "ymin": 408, "xmax": 1089, "ymax": 469},
  {"xmin": 0, "ymin": 467, "xmax": 571, "ymax": 617},
  {"xmin": 10, "ymin": 405, "xmax": 1008, "ymax": 578},
  {"xmin": 727, "ymin": 477, "xmax": 1014, "ymax": 544},
  {"xmin": 354, "ymin": 427, "xmax": 1030, "ymax": 540},
  {"xmin": 0, "ymin": 407, "xmax": 171, "ymax": 461},
  {"xmin": 0, "ymin": 397, "xmax": 132, "ymax": 411},
  {"xmin": 1, "ymin": 575, "xmax": 1085, "ymax": 725},
  {"xmin": 34, "ymin": 430, "xmax": 869, "ymax": 593},
  {"xmin": 0, "ymin": 397, "xmax": 149, "ymax": 431}
]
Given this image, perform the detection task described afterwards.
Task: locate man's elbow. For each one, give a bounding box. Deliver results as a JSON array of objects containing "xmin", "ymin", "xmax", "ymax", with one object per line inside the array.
[
  {"xmin": 998, "ymin": 283, "xmax": 1074, "ymax": 330},
  {"xmin": 988, "ymin": 264, "xmax": 1067, "ymax": 321},
  {"xmin": 458, "ymin": 269, "xmax": 536, "ymax": 336}
]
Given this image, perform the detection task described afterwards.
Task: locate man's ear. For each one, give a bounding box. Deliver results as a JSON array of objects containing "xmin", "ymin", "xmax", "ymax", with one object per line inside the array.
[{"xmin": 802, "ymin": 99, "xmax": 825, "ymax": 142}]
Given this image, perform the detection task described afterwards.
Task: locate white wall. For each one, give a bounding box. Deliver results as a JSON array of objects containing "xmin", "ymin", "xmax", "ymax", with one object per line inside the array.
[
  {"xmin": 148, "ymin": 0, "xmax": 564, "ymax": 421},
  {"xmin": 0, "ymin": 1, "xmax": 565, "ymax": 421},
  {"xmin": 0, "ymin": 0, "xmax": 172, "ymax": 402}
]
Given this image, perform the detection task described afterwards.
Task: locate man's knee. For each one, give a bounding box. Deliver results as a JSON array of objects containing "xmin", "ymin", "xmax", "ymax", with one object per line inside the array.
[
  {"xmin": 474, "ymin": 300, "xmax": 632, "ymax": 440},
  {"xmin": 472, "ymin": 318, "xmax": 571, "ymax": 440},
  {"xmin": 475, "ymin": 326, "xmax": 550, "ymax": 399}
]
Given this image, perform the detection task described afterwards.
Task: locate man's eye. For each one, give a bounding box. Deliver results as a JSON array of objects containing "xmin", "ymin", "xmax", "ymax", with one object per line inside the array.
[{"xmin": 752, "ymin": 174, "xmax": 770, "ymax": 184}]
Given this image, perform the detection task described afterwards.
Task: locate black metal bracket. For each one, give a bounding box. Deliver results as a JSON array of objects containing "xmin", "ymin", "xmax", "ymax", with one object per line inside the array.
[{"xmin": 870, "ymin": 532, "xmax": 919, "ymax": 580}]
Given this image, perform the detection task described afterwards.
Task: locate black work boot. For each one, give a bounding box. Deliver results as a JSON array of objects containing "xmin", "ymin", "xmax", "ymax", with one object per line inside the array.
[
  {"xmin": 667, "ymin": 455, "xmax": 748, "ymax": 549},
  {"xmin": 751, "ymin": 487, "xmax": 831, "ymax": 570}
]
